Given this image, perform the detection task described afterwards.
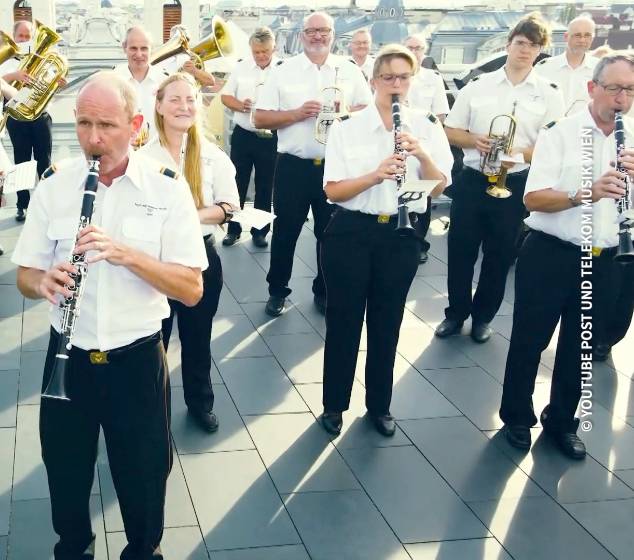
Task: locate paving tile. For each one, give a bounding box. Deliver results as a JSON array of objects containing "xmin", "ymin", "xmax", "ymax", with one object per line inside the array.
[
  {"xmin": 341, "ymin": 446, "xmax": 488, "ymax": 543},
  {"xmin": 211, "ymin": 316, "xmax": 272, "ymax": 360},
  {"xmin": 566, "ymin": 498, "xmax": 634, "ymax": 560},
  {"xmin": 294, "ymin": 382, "xmax": 411, "ymax": 448},
  {"xmin": 251, "ymin": 253, "xmax": 314, "ymax": 279},
  {"xmin": 487, "ymin": 429, "xmax": 634, "ymax": 503},
  {"xmin": 245, "ymin": 413, "xmax": 359, "ymax": 494},
  {"xmin": 21, "ymin": 311, "xmax": 50, "ymax": 351},
  {"xmin": 165, "ymin": 337, "xmax": 223, "ymax": 387},
  {"xmin": 413, "ymin": 253, "xmax": 448, "ymax": 278},
  {"xmin": 397, "ymin": 327, "xmax": 475, "ymax": 371},
  {"xmin": 580, "ymin": 403, "xmax": 634, "ymax": 470},
  {"xmin": 405, "ymin": 294, "xmax": 450, "ymax": 329},
  {"xmin": 0, "ymin": 536, "xmax": 5, "ymax": 560},
  {"xmin": 12, "ymin": 405, "xmax": 50, "ymax": 501},
  {"xmin": 615, "ymin": 469, "xmax": 634, "ymax": 490},
  {"xmin": 18, "ymin": 350, "xmax": 46, "ymax": 405},
  {"xmin": 216, "ymin": 286, "xmax": 245, "ymax": 317},
  {"xmin": 241, "ymin": 302, "xmax": 316, "ymax": 337},
  {"xmin": 108, "ymin": 527, "xmax": 208, "ymax": 560},
  {"xmin": 263, "ymin": 333, "xmax": 324, "ymax": 384},
  {"xmin": 99, "ymin": 453, "xmax": 197, "ymax": 532},
  {"xmin": 218, "ymin": 357, "xmax": 308, "ymax": 415},
  {"xmin": 283, "ymin": 490, "xmax": 410, "ymax": 560},
  {"xmin": 9, "ymin": 496, "xmax": 107, "ymax": 560},
  {"xmin": 0, "ymin": 373, "xmax": 17, "ymax": 427},
  {"xmin": 0, "ymin": 258, "xmax": 16, "ymax": 286},
  {"xmin": 0, "ymin": 317, "xmax": 21, "ymax": 371},
  {"xmin": 211, "ymin": 544, "xmax": 311, "ymax": 560},
  {"xmin": 0, "ymin": 429, "xmax": 15, "ymax": 536},
  {"xmin": 0, "ymin": 286, "xmax": 22, "ymax": 318},
  {"xmin": 181, "ymin": 449, "xmax": 300, "ymax": 551},
  {"xmin": 406, "ymin": 277, "xmax": 440, "ymax": 300},
  {"xmin": 405, "ymin": 538, "xmax": 512, "ymax": 560},
  {"xmin": 218, "ymin": 247, "xmax": 270, "ymax": 304},
  {"xmin": 591, "ymin": 366, "xmax": 634, "ymax": 420},
  {"xmin": 400, "ymin": 417, "xmax": 544, "ymax": 502},
  {"xmin": 469, "ymin": 496, "xmax": 614, "ymax": 560},
  {"xmin": 171, "ymin": 385, "xmax": 254, "ymax": 455}
]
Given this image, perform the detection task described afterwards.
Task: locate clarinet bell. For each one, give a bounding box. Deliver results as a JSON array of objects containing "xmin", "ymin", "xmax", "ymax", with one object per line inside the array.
[
  {"xmin": 615, "ymin": 230, "xmax": 634, "ymax": 264},
  {"xmin": 42, "ymin": 356, "xmax": 71, "ymax": 401},
  {"xmin": 396, "ymin": 205, "xmax": 415, "ymax": 237}
]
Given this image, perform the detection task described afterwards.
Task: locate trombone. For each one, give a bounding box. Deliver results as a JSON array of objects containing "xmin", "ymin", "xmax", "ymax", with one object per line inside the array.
[{"xmin": 480, "ymin": 102, "xmax": 517, "ymax": 199}]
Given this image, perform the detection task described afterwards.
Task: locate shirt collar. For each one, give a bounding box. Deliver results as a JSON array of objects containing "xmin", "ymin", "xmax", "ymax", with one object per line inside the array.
[
  {"xmin": 366, "ymin": 101, "xmax": 414, "ymax": 133},
  {"xmin": 495, "ymin": 66, "xmax": 538, "ymax": 88},
  {"xmin": 300, "ymin": 52, "xmax": 339, "ymax": 70},
  {"xmin": 558, "ymin": 52, "xmax": 596, "ymax": 70}
]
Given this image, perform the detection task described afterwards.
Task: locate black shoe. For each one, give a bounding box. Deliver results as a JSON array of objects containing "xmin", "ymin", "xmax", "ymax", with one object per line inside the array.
[
  {"xmin": 419, "ymin": 250, "xmax": 429, "ymax": 264},
  {"xmin": 540, "ymin": 408, "xmax": 586, "ymax": 459},
  {"xmin": 313, "ymin": 293, "xmax": 326, "ymax": 315},
  {"xmin": 0, "ymin": 244, "xmax": 3, "ymax": 256},
  {"xmin": 503, "ymin": 424, "xmax": 531, "ymax": 450},
  {"xmin": 593, "ymin": 343, "xmax": 612, "ymax": 362},
  {"xmin": 435, "ymin": 318, "xmax": 464, "ymax": 338},
  {"xmin": 222, "ymin": 232, "xmax": 240, "ymax": 246},
  {"xmin": 265, "ymin": 296, "xmax": 285, "ymax": 317},
  {"xmin": 252, "ymin": 234, "xmax": 269, "ymax": 248},
  {"xmin": 321, "ymin": 411, "xmax": 343, "ymax": 436},
  {"xmin": 15, "ymin": 208, "xmax": 26, "ymax": 222},
  {"xmin": 471, "ymin": 322, "xmax": 493, "ymax": 343},
  {"xmin": 188, "ymin": 409, "xmax": 219, "ymax": 433},
  {"xmin": 369, "ymin": 414, "xmax": 396, "ymax": 437}
]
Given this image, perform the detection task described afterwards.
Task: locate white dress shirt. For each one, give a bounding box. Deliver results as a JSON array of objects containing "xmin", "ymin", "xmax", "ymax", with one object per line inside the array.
[
  {"xmin": 256, "ymin": 52, "xmax": 372, "ymax": 160},
  {"xmin": 445, "ymin": 66, "xmax": 566, "ymax": 173},
  {"xmin": 140, "ymin": 136, "xmax": 240, "ymax": 237},
  {"xmin": 350, "ymin": 55, "xmax": 374, "ymax": 80},
  {"xmin": 113, "ymin": 63, "xmax": 168, "ymax": 138},
  {"xmin": 324, "ymin": 103, "xmax": 453, "ymax": 215},
  {"xmin": 12, "ymin": 151, "xmax": 208, "ymax": 351},
  {"xmin": 222, "ymin": 55, "xmax": 280, "ymax": 132},
  {"xmin": 524, "ymin": 107, "xmax": 634, "ymax": 248},
  {"xmin": 535, "ymin": 52, "xmax": 597, "ymax": 116},
  {"xmin": 407, "ymin": 68, "xmax": 449, "ymax": 116}
]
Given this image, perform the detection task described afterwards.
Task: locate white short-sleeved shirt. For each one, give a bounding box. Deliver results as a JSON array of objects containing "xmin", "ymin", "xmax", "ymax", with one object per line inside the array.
[
  {"xmin": 222, "ymin": 55, "xmax": 280, "ymax": 132},
  {"xmin": 113, "ymin": 63, "xmax": 168, "ymax": 139},
  {"xmin": 534, "ymin": 53, "xmax": 597, "ymax": 116},
  {"xmin": 0, "ymin": 58, "xmax": 19, "ymax": 79},
  {"xmin": 349, "ymin": 55, "xmax": 374, "ymax": 80},
  {"xmin": 324, "ymin": 103, "xmax": 453, "ymax": 215},
  {"xmin": 524, "ymin": 107, "xmax": 634, "ymax": 248},
  {"xmin": 140, "ymin": 136, "xmax": 239, "ymax": 236},
  {"xmin": 407, "ymin": 68, "xmax": 449, "ymax": 117},
  {"xmin": 445, "ymin": 66, "xmax": 566, "ymax": 173},
  {"xmin": 11, "ymin": 151, "xmax": 209, "ymax": 351},
  {"xmin": 256, "ymin": 52, "xmax": 372, "ymax": 159}
]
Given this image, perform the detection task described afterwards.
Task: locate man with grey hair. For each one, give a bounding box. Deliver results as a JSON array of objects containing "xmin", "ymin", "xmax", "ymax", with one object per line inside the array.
[
  {"xmin": 500, "ymin": 52, "xmax": 634, "ymax": 458},
  {"xmin": 254, "ymin": 11, "xmax": 371, "ymax": 316},
  {"xmin": 348, "ymin": 28, "xmax": 374, "ymax": 79},
  {"xmin": 536, "ymin": 16, "xmax": 598, "ymax": 115},
  {"xmin": 11, "ymin": 70, "xmax": 208, "ymax": 559},
  {"xmin": 221, "ymin": 26, "xmax": 279, "ymax": 248}
]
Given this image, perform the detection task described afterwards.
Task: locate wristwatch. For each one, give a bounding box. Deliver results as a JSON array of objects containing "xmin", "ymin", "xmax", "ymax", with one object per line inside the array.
[{"xmin": 567, "ymin": 188, "xmax": 581, "ymax": 207}]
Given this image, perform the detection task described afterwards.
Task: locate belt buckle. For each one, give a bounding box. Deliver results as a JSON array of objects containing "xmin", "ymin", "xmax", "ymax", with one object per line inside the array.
[
  {"xmin": 377, "ymin": 214, "xmax": 390, "ymax": 224},
  {"xmin": 313, "ymin": 158, "xmax": 323, "ymax": 166},
  {"xmin": 89, "ymin": 351, "xmax": 109, "ymax": 365},
  {"xmin": 592, "ymin": 246, "xmax": 602, "ymax": 257}
]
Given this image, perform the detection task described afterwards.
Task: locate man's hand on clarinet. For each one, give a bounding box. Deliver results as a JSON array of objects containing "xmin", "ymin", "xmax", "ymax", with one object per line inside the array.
[
  {"xmin": 616, "ymin": 147, "xmax": 634, "ymax": 179},
  {"xmin": 39, "ymin": 262, "xmax": 77, "ymax": 304},
  {"xmin": 73, "ymin": 225, "xmax": 130, "ymax": 266},
  {"xmin": 591, "ymin": 169, "xmax": 627, "ymax": 202}
]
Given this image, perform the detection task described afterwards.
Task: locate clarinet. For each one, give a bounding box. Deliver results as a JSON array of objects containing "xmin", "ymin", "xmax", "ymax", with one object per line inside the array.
[
  {"xmin": 42, "ymin": 157, "xmax": 101, "ymax": 400},
  {"xmin": 614, "ymin": 112, "xmax": 634, "ymax": 263},
  {"xmin": 391, "ymin": 94, "xmax": 415, "ymax": 236}
]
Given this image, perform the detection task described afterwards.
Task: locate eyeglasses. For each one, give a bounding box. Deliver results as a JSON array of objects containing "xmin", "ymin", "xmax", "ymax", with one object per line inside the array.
[
  {"xmin": 594, "ymin": 82, "xmax": 634, "ymax": 97},
  {"xmin": 378, "ymin": 73, "xmax": 412, "ymax": 84},
  {"xmin": 571, "ymin": 32, "xmax": 593, "ymax": 39},
  {"xmin": 351, "ymin": 40, "xmax": 370, "ymax": 46},
  {"xmin": 511, "ymin": 39, "xmax": 541, "ymax": 50},
  {"xmin": 303, "ymin": 27, "xmax": 332, "ymax": 37},
  {"xmin": 406, "ymin": 46, "xmax": 424, "ymax": 52}
]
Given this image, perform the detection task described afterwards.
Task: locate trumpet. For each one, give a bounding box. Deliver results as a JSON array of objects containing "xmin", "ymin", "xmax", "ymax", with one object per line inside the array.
[
  {"xmin": 614, "ymin": 111, "xmax": 634, "ymax": 263},
  {"xmin": 315, "ymin": 67, "xmax": 347, "ymax": 144},
  {"xmin": 480, "ymin": 102, "xmax": 517, "ymax": 199},
  {"xmin": 0, "ymin": 20, "xmax": 68, "ymax": 133},
  {"xmin": 391, "ymin": 94, "xmax": 415, "ymax": 236}
]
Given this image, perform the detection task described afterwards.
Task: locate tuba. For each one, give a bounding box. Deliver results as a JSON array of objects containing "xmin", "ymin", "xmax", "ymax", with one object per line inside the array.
[
  {"xmin": 0, "ymin": 30, "xmax": 20, "ymax": 66},
  {"xmin": 614, "ymin": 111, "xmax": 634, "ymax": 263},
  {"xmin": 315, "ymin": 67, "xmax": 347, "ymax": 144},
  {"xmin": 0, "ymin": 21, "xmax": 68, "ymax": 132},
  {"xmin": 480, "ymin": 102, "xmax": 517, "ymax": 199}
]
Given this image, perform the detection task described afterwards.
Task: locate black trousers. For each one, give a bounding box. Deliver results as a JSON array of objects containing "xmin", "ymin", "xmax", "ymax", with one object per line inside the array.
[
  {"xmin": 227, "ymin": 125, "xmax": 277, "ymax": 237},
  {"xmin": 6, "ymin": 112, "xmax": 53, "ymax": 210},
  {"xmin": 499, "ymin": 231, "xmax": 609, "ymax": 432},
  {"xmin": 40, "ymin": 329, "xmax": 171, "ymax": 560},
  {"xmin": 445, "ymin": 167, "xmax": 528, "ymax": 323},
  {"xmin": 162, "ymin": 237, "xmax": 222, "ymax": 413},
  {"xmin": 322, "ymin": 209, "xmax": 419, "ymax": 415},
  {"xmin": 414, "ymin": 196, "xmax": 432, "ymax": 252},
  {"xmin": 267, "ymin": 153, "xmax": 333, "ymax": 298}
]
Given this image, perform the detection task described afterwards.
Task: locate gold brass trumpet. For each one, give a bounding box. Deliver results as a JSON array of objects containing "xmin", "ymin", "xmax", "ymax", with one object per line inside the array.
[{"xmin": 480, "ymin": 102, "xmax": 517, "ymax": 199}]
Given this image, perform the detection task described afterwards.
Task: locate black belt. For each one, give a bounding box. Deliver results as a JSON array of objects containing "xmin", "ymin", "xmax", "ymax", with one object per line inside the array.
[
  {"xmin": 334, "ymin": 205, "xmax": 399, "ymax": 224},
  {"xmin": 278, "ymin": 152, "xmax": 324, "ymax": 166}
]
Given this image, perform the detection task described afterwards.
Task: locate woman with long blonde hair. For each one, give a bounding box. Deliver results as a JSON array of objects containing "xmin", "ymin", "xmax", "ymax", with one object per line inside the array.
[{"xmin": 141, "ymin": 72, "xmax": 239, "ymax": 433}]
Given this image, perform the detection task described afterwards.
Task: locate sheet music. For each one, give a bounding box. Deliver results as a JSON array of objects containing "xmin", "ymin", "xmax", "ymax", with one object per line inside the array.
[
  {"xmin": 1, "ymin": 160, "xmax": 39, "ymax": 193},
  {"xmin": 231, "ymin": 207, "xmax": 276, "ymax": 230}
]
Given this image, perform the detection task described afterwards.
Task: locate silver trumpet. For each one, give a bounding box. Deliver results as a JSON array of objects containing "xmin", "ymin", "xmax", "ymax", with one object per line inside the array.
[{"xmin": 614, "ymin": 111, "xmax": 634, "ymax": 263}]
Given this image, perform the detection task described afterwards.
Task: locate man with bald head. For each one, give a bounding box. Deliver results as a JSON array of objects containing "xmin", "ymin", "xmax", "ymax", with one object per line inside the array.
[
  {"xmin": 536, "ymin": 16, "xmax": 598, "ymax": 115},
  {"xmin": 348, "ymin": 28, "xmax": 374, "ymax": 79},
  {"xmin": 12, "ymin": 71, "xmax": 207, "ymax": 559},
  {"xmin": 114, "ymin": 26, "xmax": 167, "ymax": 145}
]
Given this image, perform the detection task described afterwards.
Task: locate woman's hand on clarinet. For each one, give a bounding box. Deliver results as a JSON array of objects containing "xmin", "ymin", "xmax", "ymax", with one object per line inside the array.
[
  {"xmin": 374, "ymin": 153, "xmax": 406, "ymax": 183},
  {"xmin": 73, "ymin": 225, "xmax": 131, "ymax": 266},
  {"xmin": 397, "ymin": 131, "xmax": 431, "ymax": 162},
  {"xmin": 39, "ymin": 262, "xmax": 77, "ymax": 304}
]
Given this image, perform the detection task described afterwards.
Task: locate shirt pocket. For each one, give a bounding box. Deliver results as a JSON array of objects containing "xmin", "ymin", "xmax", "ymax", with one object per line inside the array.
[
  {"xmin": 345, "ymin": 146, "xmax": 377, "ymax": 178},
  {"xmin": 121, "ymin": 217, "xmax": 162, "ymax": 259},
  {"xmin": 47, "ymin": 218, "xmax": 77, "ymax": 257},
  {"xmin": 279, "ymin": 83, "xmax": 311, "ymax": 108},
  {"xmin": 468, "ymin": 97, "xmax": 497, "ymax": 132},
  {"xmin": 517, "ymin": 100, "xmax": 547, "ymax": 129}
]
